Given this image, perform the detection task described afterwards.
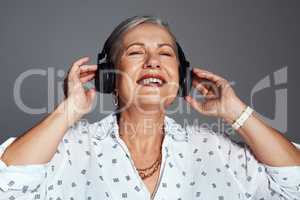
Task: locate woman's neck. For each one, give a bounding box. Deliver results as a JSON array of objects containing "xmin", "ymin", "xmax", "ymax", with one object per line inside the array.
[{"xmin": 117, "ymin": 105, "xmax": 165, "ymax": 155}]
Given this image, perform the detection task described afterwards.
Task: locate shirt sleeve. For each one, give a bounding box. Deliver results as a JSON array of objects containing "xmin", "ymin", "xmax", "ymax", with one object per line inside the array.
[
  {"xmin": 0, "ymin": 119, "xmax": 88, "ymax": 200},
  {"xmin": 216, "ymin": 132, "xmax": 300, "ymax": 200},
  {"xmin": 0, "ymin": 137, "xmax": 48, "ymax": 200}
]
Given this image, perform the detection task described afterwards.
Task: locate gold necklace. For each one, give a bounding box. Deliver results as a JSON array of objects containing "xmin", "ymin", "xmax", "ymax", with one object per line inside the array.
[{"xmin": 136, "ymin": 150, "xmax": 162, "ymax": 180}]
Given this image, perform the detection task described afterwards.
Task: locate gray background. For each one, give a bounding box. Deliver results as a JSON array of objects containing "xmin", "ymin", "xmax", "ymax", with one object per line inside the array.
[{"xmin": 1, "ymin": 0, "xmax": 299, "ymax": 144}]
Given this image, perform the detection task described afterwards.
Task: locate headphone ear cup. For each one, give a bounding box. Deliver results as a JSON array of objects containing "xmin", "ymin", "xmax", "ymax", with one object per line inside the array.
[{"xmin": 95, "ymin": 62, "xmax": 115, "ymax": 93}]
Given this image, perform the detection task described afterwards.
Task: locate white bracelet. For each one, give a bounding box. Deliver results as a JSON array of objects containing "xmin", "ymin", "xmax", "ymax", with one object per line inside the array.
[{"xmin": 232, "ymin": 106, "xmax": 254, "ymax": 130}]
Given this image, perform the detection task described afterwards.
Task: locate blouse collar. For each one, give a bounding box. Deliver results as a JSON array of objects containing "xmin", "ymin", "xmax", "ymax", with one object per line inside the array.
[{"xmin": 91, "ymin": 112, "xmax": 188, "ymax": 143}]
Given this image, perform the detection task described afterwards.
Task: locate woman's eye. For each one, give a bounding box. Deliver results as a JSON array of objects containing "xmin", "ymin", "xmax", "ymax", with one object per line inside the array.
[
  {"xmin": 128, "ymin": 51, "xmax": 143, "ymax": 55},
  {"xmin": 160, "ymin": 52, "xmax": 172, "ymax": 56}
]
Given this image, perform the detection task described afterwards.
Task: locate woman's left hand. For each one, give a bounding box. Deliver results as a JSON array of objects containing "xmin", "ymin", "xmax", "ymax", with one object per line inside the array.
[{"xmin": 185, "ymin": 67, "xmax": 247, "ymax": 124}]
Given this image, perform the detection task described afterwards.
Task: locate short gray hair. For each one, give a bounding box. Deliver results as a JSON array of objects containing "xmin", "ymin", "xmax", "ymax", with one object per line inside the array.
[{"xmin": 103, "ymin": 15, "xmax": 178, "ymax": 65}]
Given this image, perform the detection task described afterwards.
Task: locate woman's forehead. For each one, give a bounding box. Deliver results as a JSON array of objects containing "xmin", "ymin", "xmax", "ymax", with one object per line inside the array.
[{"xmin": 121, "ymin": 23, "xmax": 176, "ymax": 47}]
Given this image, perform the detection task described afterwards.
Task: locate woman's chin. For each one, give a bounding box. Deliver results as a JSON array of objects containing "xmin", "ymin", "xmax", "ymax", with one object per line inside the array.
[
  {"xmin": 133, "ymin": 92, "xmax": 176, "ymax": 110},
  {"xmin": 138, "ymin": 96, "xmax": 163, "ymax": 105},
  {"xmin": 134, "ymin": 96, "xmax": 166, "ymax": 111}
]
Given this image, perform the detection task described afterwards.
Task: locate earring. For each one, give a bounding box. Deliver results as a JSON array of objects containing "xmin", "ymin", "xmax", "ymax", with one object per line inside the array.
[{"xmin": 112, "ymin": 90, "xmax": 119, "ymax": 106}]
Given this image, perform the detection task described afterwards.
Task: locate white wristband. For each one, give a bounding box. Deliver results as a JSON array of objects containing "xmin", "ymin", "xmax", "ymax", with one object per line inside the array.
[{"xmin": 232, "ymin": 106, "xmax": 254, "ymax": 130}]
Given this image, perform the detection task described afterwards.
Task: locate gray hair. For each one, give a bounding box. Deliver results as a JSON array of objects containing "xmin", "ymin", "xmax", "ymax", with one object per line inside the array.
[{"xmin": 103, "ymin": 15, "xmax": 178, "ymax": 65}]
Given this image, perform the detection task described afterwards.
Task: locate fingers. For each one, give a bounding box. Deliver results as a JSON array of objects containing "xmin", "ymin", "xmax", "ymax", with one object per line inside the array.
[
  {"xmin": 79, "ymin": 64, "xmax": 97, "ymax": 83},
  {"xmin": 192, "ymin": 67, "xmax": 230, "ymax": 94},
  {"xmin": 192, "ymin": 75, "xmax": 220, "ymax": 99},
  {"xmin": 192, "ymin": 79, "xmax": 208, "ymax": 95},
  {"xmin": 73, "ymin": 57, "xmax": 90, "ymax": 68},
  {"xmin": 66, "ymin": 57, "xmax": 96, "ymax": 97},
  {"xmin": 69, "ymin": 57, "xmax": 90, "ymax": 81},
  {"xmin": 80, "ymin": 73, "xmax": 96, "ymax": 83},
  {"xmin": 185, "ymin": 95, "xmax": 205, "ymax": 113},
  {"xmin": 80, "ymin": 64, "xmax": 97, "ymax": 73},
  {"xmin": 192, "ymin": 67, "xmax": 224, "ymax": 84},
  {"xmin": 69, "ymin": 58, "xmax": 98, "ymax": 81}
]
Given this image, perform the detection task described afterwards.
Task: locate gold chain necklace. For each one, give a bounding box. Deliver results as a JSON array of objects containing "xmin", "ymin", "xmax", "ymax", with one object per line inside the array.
[{"xmin": 136, "ymin": 149, "xmax": 162, "ymax": 180}]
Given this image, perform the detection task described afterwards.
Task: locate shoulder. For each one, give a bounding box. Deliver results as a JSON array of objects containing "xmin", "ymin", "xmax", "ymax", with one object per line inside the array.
[
  {"xmin": 185, "ymin": 124, "xmax": 221, "ymax": 147},
  {"xmin": 46, "ymin": 113, "xmax": 116, "ymax": 167},
  {"xmin": 185, "ymin": 123, "xmax": 247, "ymax": 157},
  {"xmin": 164, "ymin": 115, "xmax": 224, "ymax": 147},
  {"xmin": 61, "ymin": 113, "xmax": 116, "ymax": 145},
  {"xmin": 164, "ymin": 116, "xmax": 235, "ymax": 157}
]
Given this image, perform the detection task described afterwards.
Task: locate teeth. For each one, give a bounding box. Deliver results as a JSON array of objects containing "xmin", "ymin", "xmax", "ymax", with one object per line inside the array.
[{"xmin": 141, "ymin": 78, "xmax": 163, "ymax": 85}]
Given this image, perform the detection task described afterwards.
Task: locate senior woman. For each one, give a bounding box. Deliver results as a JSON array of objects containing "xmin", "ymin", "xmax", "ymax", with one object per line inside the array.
[{"xmin": 0, "ymin": 16, "xmax": 300, "ymax": 200}]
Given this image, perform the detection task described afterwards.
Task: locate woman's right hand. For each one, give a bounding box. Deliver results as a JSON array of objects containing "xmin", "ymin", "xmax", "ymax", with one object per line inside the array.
[
  {"xmin": 63, "ymin": 57, "xmax": 97, "ymax": 122},
  {"xmin": 0, "ymin": 57, "xmax": 98, "ymax": 166}
]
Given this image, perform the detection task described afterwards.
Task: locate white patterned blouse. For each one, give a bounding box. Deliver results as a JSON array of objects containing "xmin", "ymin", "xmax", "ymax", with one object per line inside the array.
[{"xmin": 1, "ymin": 112, "xmax": 300, "ymax": 200}]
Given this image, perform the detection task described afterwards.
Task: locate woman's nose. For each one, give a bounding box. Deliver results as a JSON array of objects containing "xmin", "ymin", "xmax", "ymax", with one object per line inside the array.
[{"xmin": 143, "ymin": 52, "xmax": 161, "ymax": 68}]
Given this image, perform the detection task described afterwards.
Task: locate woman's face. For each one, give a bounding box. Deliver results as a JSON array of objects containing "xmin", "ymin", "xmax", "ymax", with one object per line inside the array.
[{"xmin": 115, "ymin": 23, "xmax": 180, "ymax": 111}]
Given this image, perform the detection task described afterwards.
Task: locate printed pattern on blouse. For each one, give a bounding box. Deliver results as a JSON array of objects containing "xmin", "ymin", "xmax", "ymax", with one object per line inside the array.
[{"xmin": 0, "ymin": 112, "xmax": 300, "ymax": 200}]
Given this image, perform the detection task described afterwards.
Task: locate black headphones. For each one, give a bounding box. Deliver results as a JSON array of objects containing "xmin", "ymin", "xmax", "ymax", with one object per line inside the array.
[{"xmin": 95, "ymin": 40, "xmax": 192, "ymax": 97}]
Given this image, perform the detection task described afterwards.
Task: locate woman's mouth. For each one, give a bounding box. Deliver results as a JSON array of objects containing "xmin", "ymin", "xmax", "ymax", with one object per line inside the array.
[
  {"xmin": 136, "ymin": 74, "xmax": 167, "ymax": 87},
  {"xmin": 137, "ymin": 77, "xmax": 164, "ymax": 87}
]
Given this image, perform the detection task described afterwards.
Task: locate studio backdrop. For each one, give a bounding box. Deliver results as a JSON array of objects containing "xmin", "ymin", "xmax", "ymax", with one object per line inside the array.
[{"xmin": 0, "ymin": 0, "xmax": 299, "ymax": 144}]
